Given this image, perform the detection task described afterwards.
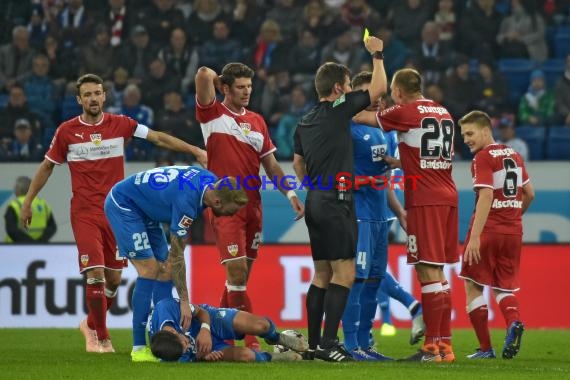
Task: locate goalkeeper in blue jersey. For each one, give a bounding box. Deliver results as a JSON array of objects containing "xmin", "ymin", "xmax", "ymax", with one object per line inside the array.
[
  {"xmin": 340, "ymin": 72, "xmax": 406, "ymax": 361},
  {"xmin": 148, "ymin": 298, "xmax": 308, "ymax": 362},
  {"xmin": 104, "ymin": 165, "xmax": 248, "ymax": 362}
]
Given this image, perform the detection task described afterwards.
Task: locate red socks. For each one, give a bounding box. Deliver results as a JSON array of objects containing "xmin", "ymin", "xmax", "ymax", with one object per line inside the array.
[
  {"xmin": 497, "ymin": 293, "xmax": 520, "ymax": 327},
  {"xmin": 421, "ymin": 281, "xmax": 444, "ymax": 346},
  {"xmin": 467, "ymin": 296, "xmax": 492, "ymax": 351},
  {"xmin": 86, "ymin": 283, "xmax": 108, "ymax": 340}
]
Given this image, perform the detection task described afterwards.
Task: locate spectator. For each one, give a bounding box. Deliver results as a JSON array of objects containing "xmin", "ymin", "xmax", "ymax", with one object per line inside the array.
[
  {"xmin": 497, "ymin": 0, "xmax": 548, "ymax": 62},
  {"xmin": 433, "ymin": 0, "xmax": 456, "ymax": 43},
  {"xmin": 442, "ymin": 56, "xmax": 479, "ymax": 119},
  {"xmin": 473, "ymin": 60, "xmax": 509, "ymax": 117},
  {"xmin": 187, "ymin": 0, "xmax": 227, "ymax": 46},
  {"xmin": 339, "ymin": 0, "xmax": 382, "ymax": 36},
  {"xmin": 104, "ymin": 0, "xmax": 136, "ymax": 48},
  {"xmin": 105, "ymin": 66, "xmax": 130, "ymax": 110},
  {"xmin": 274, "ymin": 85, "xmax": 313, "ymax": 159},
  {"xmin": 251, "ymin": 20, "xmax": 291, "ymax": 80},
  {"xmin": 231, "ymin": 0, "xmax": 266, "ymax": 47},
  {"xmin": 158, "ymin": 28, "xmax": 197, "ymax": 95},
  {"xmin": 266, "ymin": 0, "xmax": 304, "ymax": 44},
  {"xmin": 518, "ymin": 69, "xmax": 556, "ymax": 125},
  {"xmin": 321, "ymin": 29, "xmax": 366, "ymax": 74},
  {"xmin": 2, "ymin": 119, "xmax": 44, "ymax": 162},
  {"xmin": 411, "ymin": 21, "xmax": 453, "ymax": 86},
  {"xmin": 199, "ymin": 19, "xmax": 242, "ymax": 73},
  {"xmin": 554, "ymin": 53, "xmax": 570, "ymax": 126},
  {"xmin": 138, "ymin": 0, "xmax": 185, "ymax": 47},
  {"xmin": 140, "ymin": 58, "xmax": 179, "ymax": 112},
  {"xmin": 288, "ymin": 29, "xmax": 321, "ymax": 86},
  {"xmin": 108, "ymin": 84, "xmax": 154, "ymax": 160},
  {"xmin": 260, "ymin": 69, "xmax": 294, "ymax": 128},
  {"xmin": 497, "ymin": 120, "xmax": 530, "ymax": 160},
  {"xmin": 22, "ymin": 54, "xmax": 58, "ymax": 133},
  {"xmin": 4, "ymin": 176, "xmax": 56, "ymax": 243},
  {"xmin": 0, "ymin": 85, "xmax": 42, "ymax": 146},
  {"xmin": 60, "ymin": 81, "xmax": 83, "ymax": 122},
  {"xmin": 0, "ymin": 26, "xmax": 36, "ymax": 91},
  {"xmin": 115, "ymin": 25, "xmax": 158, "ymax": 85},
  {"xmin": 41, "ymin": 33, "xmax": 79, "ymax": 83},
  {"xmin": 55, "ymin": 0, "xmax": 97, "ymax": 49},
  {"xmin": 299, "ymin": 0, "xmax": 342, "ymax": 46},
  {"xmin": 458, "ymin": 0, "xmax": 503, "ymax": 62},
  {"xmin": 388, "ymin": 0, "xmax": 432, "ymax": 49},
  {"xmin": 80, "ymin": 24, "xmax": 115, "ymax": 80},
  {"xmin": 377, "ymin": 25, "xmax": 410, "ymax": 79},
  {"xmin": 27, "ymin": 4, "xmax": 50, "ymax": 50},
  {"xmin": 155, "ymin": 90, "xmax": 204, "ymax": 149}
]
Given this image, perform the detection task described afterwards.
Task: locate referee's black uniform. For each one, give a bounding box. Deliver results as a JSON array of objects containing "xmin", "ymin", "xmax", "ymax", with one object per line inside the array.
[{"xmin": 294, "ymin": 90, "xmax": 370, "ymax": 261}]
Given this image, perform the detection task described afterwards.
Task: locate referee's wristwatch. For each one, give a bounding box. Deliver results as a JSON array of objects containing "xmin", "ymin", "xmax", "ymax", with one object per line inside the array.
[{"xmin": 372, "ymin": 51, "xmax": 384, "ymax": 60}]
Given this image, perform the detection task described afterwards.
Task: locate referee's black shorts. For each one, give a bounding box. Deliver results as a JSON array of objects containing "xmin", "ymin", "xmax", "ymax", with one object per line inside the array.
[{"xmin": 305, "ymin": 190, "xmax": 357, "ymax": 261}]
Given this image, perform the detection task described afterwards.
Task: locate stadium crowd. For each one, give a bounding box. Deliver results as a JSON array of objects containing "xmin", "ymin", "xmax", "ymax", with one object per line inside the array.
[{"xmin": 1, "ymin": 0, "xmax": 570, "ymax": 162}]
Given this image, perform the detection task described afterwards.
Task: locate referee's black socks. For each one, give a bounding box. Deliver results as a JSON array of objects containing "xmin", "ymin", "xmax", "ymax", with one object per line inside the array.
[
  {"xmin": 321, "ymin": 283, "xmax": 350, "ymax": 349},
  {"xmin": 306, "ymin": 284, "xmax": 327, "ymax": 350}
]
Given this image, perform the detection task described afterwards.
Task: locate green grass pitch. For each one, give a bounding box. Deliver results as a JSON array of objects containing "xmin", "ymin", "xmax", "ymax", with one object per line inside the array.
[{"xmin": 1, "ymin": 327, "xmax": 569, "ymax": 380}]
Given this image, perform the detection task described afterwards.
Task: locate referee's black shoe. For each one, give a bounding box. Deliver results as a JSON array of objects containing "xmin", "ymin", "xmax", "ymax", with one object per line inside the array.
[{"xmin": 315, "ymin": 339, "xmax": 354, "ymax": 362}]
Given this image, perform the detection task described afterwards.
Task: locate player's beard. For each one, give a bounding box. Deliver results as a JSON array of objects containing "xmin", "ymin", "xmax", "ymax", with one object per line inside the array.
[{"xmin": 85, "ymin": 104, "xmax": 102, "ymax": 118}]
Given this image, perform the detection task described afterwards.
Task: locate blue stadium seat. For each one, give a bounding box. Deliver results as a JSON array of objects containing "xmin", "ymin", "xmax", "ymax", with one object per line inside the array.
[
  {"xmin": 554, "ymin": 33, "xmax": 570, "ymax": 58},
  {"xmin": 546, "ymin": 126, "xmax": 570, "ymax": 159},
  {"xmin": 515, "ymin": 125, "xmax": 547, "ymax": 160},
  {"xmin": 540, "ymin": 59, "xmax": 565, "ymax": 88},
  {"xmin": 0, "ymin": 93, "xmax": 8, "ymax": 108},
  {"xmin": 498, "ymin": 59, "xmax": 536, "ymax": 106}
]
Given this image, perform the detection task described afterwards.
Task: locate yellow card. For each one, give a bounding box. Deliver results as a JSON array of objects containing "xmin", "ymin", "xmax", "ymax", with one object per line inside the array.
[{"xmin": 363, "ymin": 28, "xmax": 370, "ymax": 42}]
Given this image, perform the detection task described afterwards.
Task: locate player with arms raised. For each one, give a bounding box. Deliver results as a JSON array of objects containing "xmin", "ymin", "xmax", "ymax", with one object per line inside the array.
[
  {"xmin": 194, "ymin": 63, "xmax": 304, "ymax": 350},
  {"xmin": 458, "ymin": 110, "xmax": 534, "ymax": 359},
  {"xmin": 20, "ymin": 74, "xmax": 206, "ymax": 355}
]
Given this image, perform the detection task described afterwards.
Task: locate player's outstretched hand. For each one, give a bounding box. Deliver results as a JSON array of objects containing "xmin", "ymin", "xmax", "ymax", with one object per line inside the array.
[
  {"xmin": 364, "ymin": 35, "xmax": 383, "ymax": 54},
  {"xmin": 464, "ymin": 237, "xmax": 481, "ymax": 266},
  {"xmin": 196, "ymin": 328, "xmax": 213, "ymax": 357}
]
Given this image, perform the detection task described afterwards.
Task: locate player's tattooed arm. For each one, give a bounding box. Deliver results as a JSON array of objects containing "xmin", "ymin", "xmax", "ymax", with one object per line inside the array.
[{"xmin": 170, "ymin": 234, "xmax": 192, "ymax": 331}]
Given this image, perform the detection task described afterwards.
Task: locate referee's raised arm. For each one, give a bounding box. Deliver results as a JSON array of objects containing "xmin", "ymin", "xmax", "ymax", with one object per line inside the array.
[{"xmin": 364, "ymin": 36, "xmax": 388, "ymax": 104}]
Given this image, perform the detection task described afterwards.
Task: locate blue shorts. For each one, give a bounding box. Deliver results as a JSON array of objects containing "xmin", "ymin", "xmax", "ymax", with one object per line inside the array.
[
  {"xmin": 355, "ymin": 220, "xmax": 389, "ymax": 280},
  {"xmin": 104, "ymin": 193, "xmax": 169, "ymax": 262},
  {"xmin": 200, "ymin": 304, "xmax": 243, "ymax": 349}
]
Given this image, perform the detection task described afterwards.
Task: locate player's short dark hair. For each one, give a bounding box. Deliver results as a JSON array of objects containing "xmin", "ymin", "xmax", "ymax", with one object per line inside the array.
[
  {"xmin": 351, "ymin": 71, "xmax": 372, "ymax": 89},
  {"xmin": 150, "ymin": 330, "xmax": 184, "ymax": 361},
  {"xmin": 314, "ymin": 62, "xmax": 351, "ymax": 98},
  {"xmin": 76, "ymin": 74, "xmax": 104, "ymax": 93},
  {"xmin": 214, "ymin": 177, "xmax": 249, "ymax": 206},
  {"xmin": 392, "ymin": 68, "xmax": 422, "ymax": 96},
  {"xmin": 458, "ymin": 110, "xmax": 493, "ymax": 130},
  {"xmin": 220, "ymin": 63, "xmax": 254, "ymax": 86}
]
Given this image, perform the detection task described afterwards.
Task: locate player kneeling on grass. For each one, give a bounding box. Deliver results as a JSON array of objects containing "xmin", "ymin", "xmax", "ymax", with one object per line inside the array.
[{"xmin": 149, "ymin": 298, "xmax": 308, "ymax": 362}]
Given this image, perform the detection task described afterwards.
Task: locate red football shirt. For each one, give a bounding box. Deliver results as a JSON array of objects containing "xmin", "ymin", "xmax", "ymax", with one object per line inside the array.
[
  {"xmin": 377, "ymin": 99, "xmax": 458, "ymax": 207},
  {"xmin": 196, "ymin": 99, "xmax": 276, "ymax": 201},
  {"xmin": 470, "ymin": 143, "xmax": 530, "ymax": 235},
  {"xmin": 45, "ymin": 113, "xmax": 138, "ymax": 214}
]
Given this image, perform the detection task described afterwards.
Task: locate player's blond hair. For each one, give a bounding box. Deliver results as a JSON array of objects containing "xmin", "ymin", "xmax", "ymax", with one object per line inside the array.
[
  {"xmin": 392, "ymin": 68, "xmax": 422, "ymax": 96},
  {"xmin": 458, "ymin": 110, "xmax": 493, "ymax": 130},
  {"xmin": 213, "ymin": 177, "xmax": 249, "ymax": 206}
]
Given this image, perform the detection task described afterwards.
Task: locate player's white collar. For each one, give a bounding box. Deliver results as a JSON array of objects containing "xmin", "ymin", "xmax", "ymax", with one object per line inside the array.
[{"xmin": 78, "ymin": 113, "xmax": 105, "ymax": 126}]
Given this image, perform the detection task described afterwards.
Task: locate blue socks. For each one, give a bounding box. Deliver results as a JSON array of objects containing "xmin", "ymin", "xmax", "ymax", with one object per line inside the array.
[
  {"xmin": 341, "ymin": 280, "xmax": 364, "ymax": 351},
  {"xmin": 132, "ymin": 277, "xmax": 154, "ymax": 347},
  {"xmin": 153, "ymin": 280, "xmax": 173, "ymax": 305},
  {"xmin": 259, "ymin": 318, "xmax": 280, "ymax": 343},
  {"xmin": 358, "ymin": 280, "xmax": 381, "ymax": 348}
]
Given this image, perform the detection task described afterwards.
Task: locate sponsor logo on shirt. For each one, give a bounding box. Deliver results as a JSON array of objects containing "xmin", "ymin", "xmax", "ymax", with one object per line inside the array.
[
  {"xmin": 371, "ymin": 144, "xmax": 387, "ymax": 162},
  {"xmin": 417, "ymin": 105, "xmax": 448, "ymax": 115},
  {"xmin": 178, "ymin": 215, "xmax": 193, "ymax": 229},
  {"xmin": 420, "ymin": 159, "xmax": 452, "ymax": 170},
  {"xmin": 492, "ymin": 199, "xmax": 523, "ymax": 209},
  {"xmin": 227, "ymin": 244, "xmax": 239, "ymax": 257},
  {"xmin": 90, "ymin": 133, "xmax": 102, "ymax": 146}
]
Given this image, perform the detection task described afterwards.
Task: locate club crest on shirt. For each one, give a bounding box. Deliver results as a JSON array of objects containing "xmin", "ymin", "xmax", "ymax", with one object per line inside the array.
[
  {"xmin": 80, "ymin": 254, "xmax": 89, "ymax": 266},
  {"xmin": 227, "ymin": 243, "xmax": 239, "ymax": 256},
  {"xmin": 178, "ymin": 215, "xmax": 194, "ymax": 229},
  {"xmin": 90, "ymin": 133, "xmax": 102, "ymax": 146},
  {"xmin": 239, "ymin": 122, "xmax": 251, "ymax": 135}
]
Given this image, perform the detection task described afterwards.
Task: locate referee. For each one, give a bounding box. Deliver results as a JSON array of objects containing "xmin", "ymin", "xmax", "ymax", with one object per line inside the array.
[{"xmin": 293, "ymin": 34, "xmax": 387, "ymax": 362}]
